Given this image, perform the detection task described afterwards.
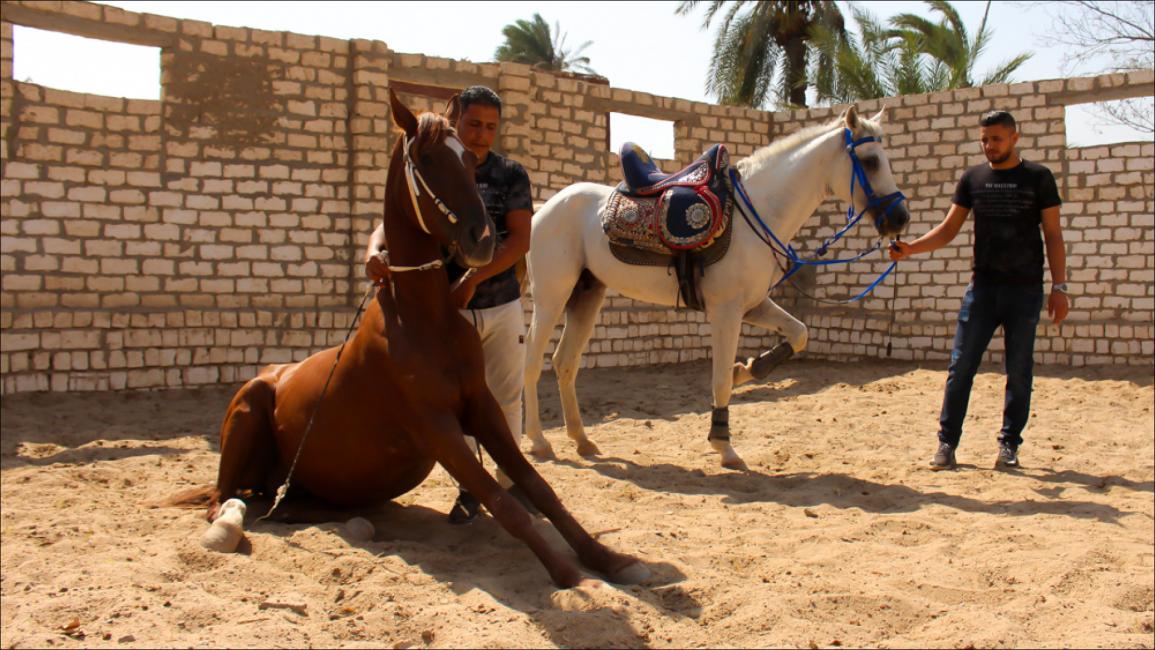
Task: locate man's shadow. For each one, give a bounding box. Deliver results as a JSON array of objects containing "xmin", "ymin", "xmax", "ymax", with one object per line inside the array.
[{"xmin": 239, "ymin": 496, "xmax": 699, "ymax": 649}]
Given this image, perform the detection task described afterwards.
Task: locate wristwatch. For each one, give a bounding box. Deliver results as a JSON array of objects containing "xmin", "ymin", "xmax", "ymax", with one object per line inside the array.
[{"xmin": 1051, "ymin": 282, "xmax": 1069, "ymax": 294}]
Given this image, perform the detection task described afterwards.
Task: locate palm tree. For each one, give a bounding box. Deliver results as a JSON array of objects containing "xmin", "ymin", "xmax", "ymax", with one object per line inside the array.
[
  {"xmin": 494, "ymin": 13, "xmax": 597, "ymax": 76},
  {"xmin": 810, "ymin": 4, "xmax": 950, "ymax": 104},
  {"xmin": 890, "ymin": 0, "xmax": 1032, "ymax": 88},
  {"xmin": 676, "ymin": 1, "xmax": 846, "ymax": 109}
]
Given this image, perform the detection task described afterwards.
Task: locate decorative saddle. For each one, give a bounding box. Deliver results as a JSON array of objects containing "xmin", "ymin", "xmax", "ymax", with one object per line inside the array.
[{"xmin": 599, "ymin": 142, "xmax": 735, "ymax": 310}]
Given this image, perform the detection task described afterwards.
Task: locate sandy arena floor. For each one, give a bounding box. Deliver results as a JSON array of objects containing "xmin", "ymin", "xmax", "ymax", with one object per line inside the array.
[{"xmin": 1, "ymin": 359, "xmax": 1152, "ymax": 648}]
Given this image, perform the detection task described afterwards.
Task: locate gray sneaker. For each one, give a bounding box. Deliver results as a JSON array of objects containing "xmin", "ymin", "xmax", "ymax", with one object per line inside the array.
[
  {"xmin": 930, "ymin": 442, "xmax": 956, "ymax": 470},
  {"xmin": 997, "ymin": 442, "xmax": 1019, "ymax": 468}
]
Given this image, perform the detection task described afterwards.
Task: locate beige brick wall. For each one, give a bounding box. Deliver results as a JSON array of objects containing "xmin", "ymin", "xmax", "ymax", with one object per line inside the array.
[{"xmin": 1, "ymin": 1, "xmax": 1152, "ymax": 394}]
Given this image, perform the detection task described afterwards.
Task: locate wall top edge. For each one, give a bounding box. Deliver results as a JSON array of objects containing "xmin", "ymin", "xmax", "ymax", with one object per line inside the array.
[{"xmin": 1, "ymin": 0, "xmax": 1151, "ymax": 124}]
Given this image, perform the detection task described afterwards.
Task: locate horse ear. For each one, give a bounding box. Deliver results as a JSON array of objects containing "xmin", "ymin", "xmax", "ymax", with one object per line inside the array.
[
  {"xmin": 843, "ymin": 105, "xmax": 860, "ymax": 131},
  {"xmin": 444, "ymin": 93, "xmax": 462, "ymax": 126},
  {"xmin": 872, "ymin": 104, "xmax": 887, "ymax": 124},
  {"xmin": 388, "ymin": 88, "xmax": 418, "ymax": 137}
]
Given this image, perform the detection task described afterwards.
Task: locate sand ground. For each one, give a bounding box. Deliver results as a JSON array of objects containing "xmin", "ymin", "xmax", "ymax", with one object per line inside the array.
[{"xmin": 2, "ymin": 359, "xmax": 1152, "ymax": 648}]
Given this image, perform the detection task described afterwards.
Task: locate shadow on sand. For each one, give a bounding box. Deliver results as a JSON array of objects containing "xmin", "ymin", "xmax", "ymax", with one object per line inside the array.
[
  {"xmin": 234, "ymin": 495, "xmax": 695, "ymax": 649},
  {"xmin": 554, "ymin": 455, "xmax": 1141, "ymax": 525}
]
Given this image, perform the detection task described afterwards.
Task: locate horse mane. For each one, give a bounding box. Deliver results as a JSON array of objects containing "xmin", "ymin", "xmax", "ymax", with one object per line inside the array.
[
  {"xmin": 736, "ymin": 113, "xmax": 882, "ymax": 176},
  {"xmin": 414, "ymin": 112, "xmax": 453, "ymax": 152}
]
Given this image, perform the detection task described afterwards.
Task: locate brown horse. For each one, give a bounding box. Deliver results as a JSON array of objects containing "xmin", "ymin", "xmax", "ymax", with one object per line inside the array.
[{"xmin": 195, "ymin": 90, "xmax": 648, "ymax": 588}]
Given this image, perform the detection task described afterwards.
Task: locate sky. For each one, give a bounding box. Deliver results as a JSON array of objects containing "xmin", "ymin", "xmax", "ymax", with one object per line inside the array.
[{"xmin": 11, "ymin": 0, "xmax": 1152, "ymax": 157}]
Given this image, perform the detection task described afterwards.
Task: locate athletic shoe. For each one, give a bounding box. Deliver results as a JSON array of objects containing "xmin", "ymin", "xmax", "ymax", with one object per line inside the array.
[
  {"xmin": 930, "ymin": 442, "xmax": 957, "ymax": 470},
  {"xmin": 997, "ymin": 442, "xmax": 1020, "ymax": 468}
]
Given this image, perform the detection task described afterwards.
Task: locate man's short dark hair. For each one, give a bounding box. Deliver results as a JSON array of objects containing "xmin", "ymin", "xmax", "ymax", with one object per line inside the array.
[
  {"xmin": 460, "ymin": 85, "xmax": 502, "ymax": 116},
  {"xmin": 980, "ymin": 110, "xmax": 1016, "ymax": 131}
]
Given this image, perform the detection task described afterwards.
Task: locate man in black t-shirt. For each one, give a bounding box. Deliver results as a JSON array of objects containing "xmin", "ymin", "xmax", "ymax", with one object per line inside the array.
[
  {"xmin": 890, "ymin": 110, "xmax": 1069, "ymax": 470},
  {"xmin": 365, "ymin": 86, "xmax": 533, "ymax": 522}
]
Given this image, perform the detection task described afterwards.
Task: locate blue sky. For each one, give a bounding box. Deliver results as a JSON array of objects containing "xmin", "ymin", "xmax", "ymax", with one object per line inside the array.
[{"xmin": 12, "ymin": 1, "xmax": 1151, "ymax": 156}]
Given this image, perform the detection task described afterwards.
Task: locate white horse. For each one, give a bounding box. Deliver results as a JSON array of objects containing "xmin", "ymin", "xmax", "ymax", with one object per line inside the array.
[{"xmin": 523, "ymin": 106, "xmax": 910, "ymax": 469}]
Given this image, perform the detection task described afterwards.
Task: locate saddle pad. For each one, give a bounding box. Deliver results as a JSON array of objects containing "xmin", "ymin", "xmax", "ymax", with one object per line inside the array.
[
  {"xmin": 600, "ymin": 186, "xmax": 730, "ymax": 255},
  {"xmin": 608, "ymin": 215, "xmax": 733, "ymax": 268}
]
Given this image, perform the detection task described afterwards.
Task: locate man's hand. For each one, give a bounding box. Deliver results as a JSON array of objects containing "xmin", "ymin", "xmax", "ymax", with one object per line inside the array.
[
  {"xmin": 888, "ymin": 239, "xmax": 913, "ymax": 261},
  {"xmin": 1047, "ymin": 290, "xmax": 1069, "ymax": 326},
  {"xmin": 365, "ymin": 250, "xmax": 390, "ymax": 286}
]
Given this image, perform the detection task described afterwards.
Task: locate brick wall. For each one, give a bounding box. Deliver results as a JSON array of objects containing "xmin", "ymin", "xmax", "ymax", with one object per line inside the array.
[{"xmin": 1, "ymin": 1, "xmax": 1152, "ymax": 394}]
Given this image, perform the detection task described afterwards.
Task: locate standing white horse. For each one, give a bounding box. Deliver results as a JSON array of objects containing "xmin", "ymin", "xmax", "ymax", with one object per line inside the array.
[{"xmin": 524, "ymin": 106, "xmax": 910, "ymax": 469}]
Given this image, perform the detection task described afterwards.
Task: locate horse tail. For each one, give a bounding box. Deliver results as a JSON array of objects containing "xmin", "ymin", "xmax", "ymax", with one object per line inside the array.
[
  {"xmin": 565, "ymin": 269, "xmax": 604, "ymax": 310},
  {"xmin": 152, "ymin": 485, "xmax": 215, "ymax": 509}
]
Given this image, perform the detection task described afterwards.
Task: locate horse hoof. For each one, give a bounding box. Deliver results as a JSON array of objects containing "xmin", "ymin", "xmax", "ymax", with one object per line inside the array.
[
  {"xmin": 576, "ymin": 440, "xmax": 601, "ymax": 457},
  {"xmin": 608, "ymin": 559, "xmax": 650, "ymax": 585},
  {"xmin": 530, "ymin": 442, "xmax": 556, "ymax": 461},
  {"xmin": 200, "ymin": 498, "xmax": 246, "ymax": 553},
  {"xmin": 732, "ymin": 359, "xmax": 754, "ymax": 386},
  {"xmin": 711, "ymin": 441, "xmax": 747, "ymax": 470},
  {"xmin": 721, "ymin": 455, "xmax": 748, "ymax": 470}
]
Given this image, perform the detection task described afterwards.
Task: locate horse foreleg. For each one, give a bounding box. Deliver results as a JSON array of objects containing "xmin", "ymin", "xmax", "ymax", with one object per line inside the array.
[
  {"xmin": 524, "ymin": 289, "xmax": 567, "ymax": 460},
  {"xmin": 469, "ymin": 393, "xmax": 649, "ymax": 585},
  {"xmin": 552, "ymin": 275, "xmax": 607, "ymax": 457},
  {"xmin": 708, "ymin": 304, "xmax": 747, "ymax": 469},
  {"xmin": 420, "ymin": 411, "xmax": 583, "ymax": 588},
  {"xmin": 211, "ymin": 375, "xmax": 278, "ymax": 521},
  {"xmin": 732, "ymin": 298, "xmax": 808, "ymax": 387}
]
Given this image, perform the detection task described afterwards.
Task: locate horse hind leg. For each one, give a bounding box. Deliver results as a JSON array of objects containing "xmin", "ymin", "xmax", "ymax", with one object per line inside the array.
[
  {"xmin": 210, "ymin": 374, "xmax": 278, "ymax": 521},
  {"xmin": 708, "ymin": 305, "xmax": 747, "ymax": 469},
  {"xmin": 732, "ymin": 298, "xmax": 807, "ymax": 387},
  {"xmin": 553, "ymin": 270, "xmax": 607, "ymax": 457}
]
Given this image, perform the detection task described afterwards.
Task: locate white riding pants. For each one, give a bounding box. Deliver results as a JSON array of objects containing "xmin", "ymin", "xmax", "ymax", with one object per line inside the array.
[{"xmin": 460, "ymin": 299, "xmax": 526, "ymax": 480}]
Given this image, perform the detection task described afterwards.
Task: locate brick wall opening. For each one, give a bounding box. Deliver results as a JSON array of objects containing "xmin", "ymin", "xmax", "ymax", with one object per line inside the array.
[
  {"xmin": 1064, "ymin": 99, "xmax": 1154, "ymax": 147},
  {"xmin": 13, "ymin": 25, "xmax": 159, "ymax": 100},
  {"xmin": 609, "ymin": 112, "xmax": 675, "ymax": 161}
]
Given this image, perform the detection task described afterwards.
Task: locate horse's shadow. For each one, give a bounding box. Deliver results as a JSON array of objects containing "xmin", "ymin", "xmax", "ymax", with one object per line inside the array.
[
  {"xmin": 537, "ymin": 359, "xmax": 924, "ymax": 428},
  {"xmin": 554, "ymin": 455, "xmax": 1138, "ymax": 524},
  {"xmin": 243, "ymin": 497, "xmax": 697, "ymax": 649}
]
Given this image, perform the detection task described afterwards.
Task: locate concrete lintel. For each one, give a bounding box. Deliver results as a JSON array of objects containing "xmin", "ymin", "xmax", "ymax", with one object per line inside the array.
[
  {"xmin": 1048, "ymin": 77, "xmax": 1155, "ymax": 107},
  {"xmin": 387, "ymin": 66, "xmax": 491, "ymax": 94},
  {"xmin": 585, "ymin": 95, "xmax": 700, "ymax": 126},
  {"xmin": 3, "ymin": 3, "xmax": 176, "ymax": 48}
]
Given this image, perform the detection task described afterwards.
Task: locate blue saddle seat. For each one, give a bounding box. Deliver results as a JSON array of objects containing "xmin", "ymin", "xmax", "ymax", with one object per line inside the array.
[{"xmin": 618, "ymin": 142, "xmax": 728, "ymax": 196}]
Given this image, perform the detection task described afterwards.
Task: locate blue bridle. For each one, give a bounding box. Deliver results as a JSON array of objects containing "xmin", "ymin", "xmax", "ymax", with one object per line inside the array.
[{"xmin": 730, "ymin": 128, "xmax": 906, "ymax": 303}]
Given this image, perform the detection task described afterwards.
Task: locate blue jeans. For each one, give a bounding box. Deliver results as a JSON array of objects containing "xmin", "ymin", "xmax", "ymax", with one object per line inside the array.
[{"xmin": 938, "ymin": 281, "xmax": 1044, "ymax": 449}]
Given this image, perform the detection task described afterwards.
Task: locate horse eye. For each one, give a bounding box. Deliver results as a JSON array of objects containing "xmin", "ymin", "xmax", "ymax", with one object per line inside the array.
[{"xmin": 863, "ymin": 157, "xmax": 880, "ymax": 171}]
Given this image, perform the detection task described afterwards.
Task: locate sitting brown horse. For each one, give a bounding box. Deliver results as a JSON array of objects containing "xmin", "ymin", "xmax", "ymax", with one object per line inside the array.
[{"xmin": 188, "ymin": 90, "xmax": 648, "ymax": 589}]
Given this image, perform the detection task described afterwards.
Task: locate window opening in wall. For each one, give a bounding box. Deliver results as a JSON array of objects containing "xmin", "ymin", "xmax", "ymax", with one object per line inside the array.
[
  {"xmin": 609, "ymin": 112, "xmax": 675, "ymax": 161},
  {"xmin": 13, "ymin": 26, "xmax": 161, "ymax": 100},
  {"xmin": 1064, "ymin": 99, "xmax": 1153, "ymax": 148}
]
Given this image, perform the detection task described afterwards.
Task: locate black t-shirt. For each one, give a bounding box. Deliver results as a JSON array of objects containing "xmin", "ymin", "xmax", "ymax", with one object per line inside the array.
[
  {"xmin": 952, "ymin": 159, "xmax": 1062, "ymax": 285},
  {"xmin": 446, "ymin": 151, "xmax": 533, "ymax": 309}
]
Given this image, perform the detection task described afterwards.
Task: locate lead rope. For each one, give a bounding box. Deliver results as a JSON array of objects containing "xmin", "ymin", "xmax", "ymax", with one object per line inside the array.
[
  {"xmin": 886, "ymin": 262, "xmax": 899, "ymax": 357},
  {"xmin": 256, "ymin": 282, "xmax": 377, "ymax": 523}
]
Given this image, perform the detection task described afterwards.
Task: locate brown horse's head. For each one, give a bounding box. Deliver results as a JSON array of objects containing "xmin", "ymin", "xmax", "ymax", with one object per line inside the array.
[{"xmin": 388, "ymin": 89, "xmax": 495, "ymax": 268}]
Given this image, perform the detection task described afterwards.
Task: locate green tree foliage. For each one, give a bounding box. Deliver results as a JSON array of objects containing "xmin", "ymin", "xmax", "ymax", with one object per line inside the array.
[
  {"xmin": 676, "ymin": 1, "xmax": 846, "ymax": 108},
  {"xmin": 889, "ymin": 1, "xmax": 1032, "ymax": 89},
  {"xmin": 811, "ymin": 1, "xmax": 1032, "ymax": 104},
  {"xmin": 494, "ymin": 13, "xmax": 596, "ymax": 75}
]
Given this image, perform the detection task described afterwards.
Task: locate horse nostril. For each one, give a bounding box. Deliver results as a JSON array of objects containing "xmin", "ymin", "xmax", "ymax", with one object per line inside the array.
[{"xmin": 471, "ymin": 222, "xmax": 491, "ymax": 245}]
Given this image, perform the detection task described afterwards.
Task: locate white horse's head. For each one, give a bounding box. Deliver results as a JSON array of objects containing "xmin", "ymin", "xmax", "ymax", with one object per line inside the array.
[{"xmin": 831, "ymin": 106, "xmax": 910, "ymax": 239}]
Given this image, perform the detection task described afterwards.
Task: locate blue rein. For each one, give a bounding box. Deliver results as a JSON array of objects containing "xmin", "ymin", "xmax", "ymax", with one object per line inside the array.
[{"xmin": 731, "ymin": 128, "xmax": 906, "ymax": 303}]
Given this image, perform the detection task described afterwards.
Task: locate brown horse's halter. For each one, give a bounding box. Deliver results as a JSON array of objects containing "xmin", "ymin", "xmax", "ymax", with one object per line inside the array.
[{"xmin": 403, "ymin": 134, "xmax": 462, "ymax": 236}]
